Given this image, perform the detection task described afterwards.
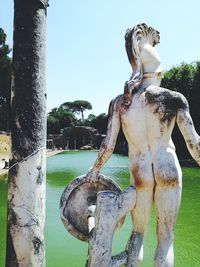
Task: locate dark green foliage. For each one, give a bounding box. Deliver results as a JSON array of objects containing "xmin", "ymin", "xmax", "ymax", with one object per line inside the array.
[
  {"xmin": 47, "ymin": 100, "xmax": 93, "ymax": 134},
  {"xmin": 86, "ymin": 113, "xmax": 108, "ymax": 134},
  {"xmin": 161, "ymin": 62, "xmax": 195, "ymax": 99},
  {"xmin": 0, "ymin": 28, "xmax": 11, "ymax": 131},
  {"xmin": 189, "ymin": 61, "xmax": 200, "ymax": 130},
  {"xmin": 47, "ymin": 107, "xmax": 76, "ymax": 134},
  {"xmin": 61, "ymin": 100, "xmax": 92, "ymax": 120},
  {"xmin": 47, "ymin": 99, "xmax": 109, "ymax": 135}
]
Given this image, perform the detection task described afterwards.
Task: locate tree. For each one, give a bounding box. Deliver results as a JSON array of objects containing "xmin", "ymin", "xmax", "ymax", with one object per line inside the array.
[
  {"xmin": 85, "ymin": 114, "xmax": 96, "ymax": 124},
  {"xmin": 161, "ymin": 62, "xmax": 195, "ymax": 99},
  {"xmin": 47, "ymin": 107, "xmax": 76, "ymax": 134},
  {"xmin": 61, "ymin": 100, "xmax": 92, "ymax": 120},
  {"xmin": 0, "ymin": 28, "xmax": 11, "ymax": 131},
  {"xmin": 89, "ymin": 113, "xmax": 108, "ymax": 134},
  {"xmin": 189, "ymin": 61, "xmax": 200, "ymax": 131},
  {"xmin": 6, "ymin": 1, "xmax": 48, "ymax": 266},
  {"xmin": 47, "ymin": 115, "xmax": 60, "ymax": 134}
]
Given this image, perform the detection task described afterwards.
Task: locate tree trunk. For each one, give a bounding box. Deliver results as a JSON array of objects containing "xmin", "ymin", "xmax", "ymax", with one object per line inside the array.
[
  {"xmin": 81, "ymin": 109, "xmax": 84, "ymax": 120},
  {"xmin": 6, "ymin": 0, "xmax": 48, "ymax": 266},
  {"xmin": 87, "ymin": 186, "xmax": 136, "ymax": 267}
]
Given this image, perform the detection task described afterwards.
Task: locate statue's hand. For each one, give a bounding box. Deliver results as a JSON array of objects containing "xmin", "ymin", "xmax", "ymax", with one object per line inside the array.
[{"xmin": 86, "ymin": 167, "xmax": 99, "ymax": 183}]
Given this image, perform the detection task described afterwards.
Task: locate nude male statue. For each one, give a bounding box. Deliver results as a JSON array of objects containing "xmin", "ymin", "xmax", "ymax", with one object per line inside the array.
[{"xmin": 87, "ymin": 23, "xmax": 200, "ymax": 267}]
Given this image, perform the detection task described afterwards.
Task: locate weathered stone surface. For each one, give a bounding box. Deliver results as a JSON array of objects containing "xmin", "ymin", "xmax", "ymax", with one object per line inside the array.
[{"xmin": 85, "ymin": 23, "xmax": 200, "ymax": 267}]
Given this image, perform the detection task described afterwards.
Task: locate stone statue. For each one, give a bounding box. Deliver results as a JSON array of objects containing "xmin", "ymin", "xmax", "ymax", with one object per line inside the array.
[{"xmin": 87, "ymin": 23, "xmax": 200, "ymax": 266}]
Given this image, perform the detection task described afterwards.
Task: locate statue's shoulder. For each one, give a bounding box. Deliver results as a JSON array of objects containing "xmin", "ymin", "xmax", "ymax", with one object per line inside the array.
[
  {"xmin": 145, "ymin": 86, "xmax": 188, "ymax": 110},
  {"xmin": 111, "ymin": 94, "xmax": 124, "ymax": 103},
  {"xmin": 109, "ymin": 94, "xmax": 124, "ymax": 107},
  {"xmin": 108, "ymin": 94, "xmax": 124, "ymax": 114}
]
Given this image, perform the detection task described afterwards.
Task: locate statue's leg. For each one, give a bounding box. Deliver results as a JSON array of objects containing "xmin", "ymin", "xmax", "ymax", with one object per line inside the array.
[
  {"xmin": 154, "ymin": 185, "xmax": 181, "ymax": 267},
  {"xmin": 126, "ymin": 188, "xmax": 154, "ymax": 267}
]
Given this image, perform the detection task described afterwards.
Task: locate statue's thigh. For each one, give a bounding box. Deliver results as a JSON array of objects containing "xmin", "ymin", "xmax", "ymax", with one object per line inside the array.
[
  {"xmin": 154, "ymin": 184, "xmax": 181, "ymax": 238},
  {"xmin": 131, "ymin": 188, "xmax": 154, "ymax": 233}
]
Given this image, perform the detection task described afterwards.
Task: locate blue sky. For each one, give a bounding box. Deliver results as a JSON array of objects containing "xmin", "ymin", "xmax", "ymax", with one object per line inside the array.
[{"xmin": 1, "ymin": 0, "xmax": 200, "ymax": 116}]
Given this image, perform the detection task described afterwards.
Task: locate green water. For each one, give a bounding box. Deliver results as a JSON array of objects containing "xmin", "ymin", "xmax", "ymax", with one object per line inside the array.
[{"xmin": 0, "ymin": 151, "xmax": 200, "ymax": 266}]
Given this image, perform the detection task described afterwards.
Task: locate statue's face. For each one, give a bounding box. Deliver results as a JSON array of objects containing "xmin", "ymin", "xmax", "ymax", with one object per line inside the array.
[
  {"xmin": 140, "ymin": 42, "xmax": 160, "ymax": 64},
  {"xmin": 139, "ymin": 41, "xmax": 162, "ymax": 73},
  {"xmin": 125, "ymin": 23, "xmax": 162, "ymax": 74}
]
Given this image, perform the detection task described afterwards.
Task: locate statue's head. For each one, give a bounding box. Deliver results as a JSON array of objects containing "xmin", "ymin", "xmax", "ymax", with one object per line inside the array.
[
  {"xmin": 125, "ymin": 23, "xmax": 161, "ymax": 73},
  {"xmin": 123, "ymin": 23, "xmax": 162, "ymax": 106}
]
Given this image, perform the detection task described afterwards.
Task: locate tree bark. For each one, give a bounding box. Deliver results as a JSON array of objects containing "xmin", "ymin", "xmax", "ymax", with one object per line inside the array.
[{"xmin": 6, "ymin": 1, "xmax": 48, "ymax": 266}]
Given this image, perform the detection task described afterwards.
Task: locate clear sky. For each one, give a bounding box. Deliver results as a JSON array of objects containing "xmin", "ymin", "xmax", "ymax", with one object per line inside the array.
[{"xmin": 1, "ymin": 0, "xmax": 200, "ymax": 117}]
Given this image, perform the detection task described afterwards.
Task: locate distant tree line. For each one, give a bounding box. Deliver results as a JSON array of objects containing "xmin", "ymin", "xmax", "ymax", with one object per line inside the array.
[
  {"xmin": 47, "ymin": 100, "xmax": 108, "ymax": 135},
  {"xmin": 0, "ymin": 28, "xmax": 11, "ymax": 131}
]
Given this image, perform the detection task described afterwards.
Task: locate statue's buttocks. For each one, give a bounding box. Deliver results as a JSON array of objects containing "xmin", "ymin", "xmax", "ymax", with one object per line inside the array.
[{"xmin": 120, "ymin": 85, "xmax": 183, "ymax": 190}]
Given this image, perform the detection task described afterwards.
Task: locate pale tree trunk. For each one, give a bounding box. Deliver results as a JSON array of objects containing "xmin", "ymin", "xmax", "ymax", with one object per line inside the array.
[
  {"xmin": 87, "ymin": 186, "xmax": 136, "ymax": 267},
  {"xmin": 6, "ymin": 0, "xmax": 48, "ymax": 266}
]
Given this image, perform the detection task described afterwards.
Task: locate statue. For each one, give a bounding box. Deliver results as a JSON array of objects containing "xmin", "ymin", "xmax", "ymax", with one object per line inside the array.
[{"xmin": 86, "ymin": 23, "xmax": 200, "ymax": 266}]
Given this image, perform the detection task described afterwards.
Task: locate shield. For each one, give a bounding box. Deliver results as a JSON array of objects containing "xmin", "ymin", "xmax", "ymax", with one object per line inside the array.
[{"xmin": 60, "ymin": 173, "xmax": 125, "ymax": 241}]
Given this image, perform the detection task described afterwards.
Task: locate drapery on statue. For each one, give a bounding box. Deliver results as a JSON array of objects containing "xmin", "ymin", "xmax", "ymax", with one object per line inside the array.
[{"xmin": 87, "ymin": 23, "xmax": 200, "ymax": 266}]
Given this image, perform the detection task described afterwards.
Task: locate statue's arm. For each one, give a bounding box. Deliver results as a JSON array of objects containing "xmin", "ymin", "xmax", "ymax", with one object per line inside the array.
[
  {"xmin": 176, "ymin": 95, "xmax": 200, "ymax": 165},
  {"xmin": 90, "ymin": 97, "xmax": 121, "ymax": 175}
]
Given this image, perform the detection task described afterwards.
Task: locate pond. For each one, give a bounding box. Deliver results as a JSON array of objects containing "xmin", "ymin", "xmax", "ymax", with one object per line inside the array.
[{"xmin": 0, "ymin": 150, "xmax": 200, "ymax": 266}]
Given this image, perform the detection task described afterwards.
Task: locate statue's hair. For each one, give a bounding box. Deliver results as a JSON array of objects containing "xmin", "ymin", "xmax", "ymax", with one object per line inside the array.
[{"xmin": 123, "ymin": 23, "xmax": 160, "ymax": 106}]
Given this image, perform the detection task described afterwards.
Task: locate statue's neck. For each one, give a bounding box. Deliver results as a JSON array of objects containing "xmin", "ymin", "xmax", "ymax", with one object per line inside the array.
[{"xmin": 140, "ymin": 72, "xmax": 162, "ymax": 88}]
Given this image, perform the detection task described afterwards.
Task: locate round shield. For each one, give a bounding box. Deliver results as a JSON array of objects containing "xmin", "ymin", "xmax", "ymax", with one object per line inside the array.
[{"xmin": 60, "ymin": 173, "xmax": 125, "ymax": 241}]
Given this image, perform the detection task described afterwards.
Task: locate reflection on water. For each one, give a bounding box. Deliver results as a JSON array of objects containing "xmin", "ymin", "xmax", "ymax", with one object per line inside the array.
[
  {"xmin": 47, "ymin": 151, "xmax": 130, "ymax": 191},
  {"xmin": 0, "ymin": 151, "xmax": 200, "ymax": 267}
]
